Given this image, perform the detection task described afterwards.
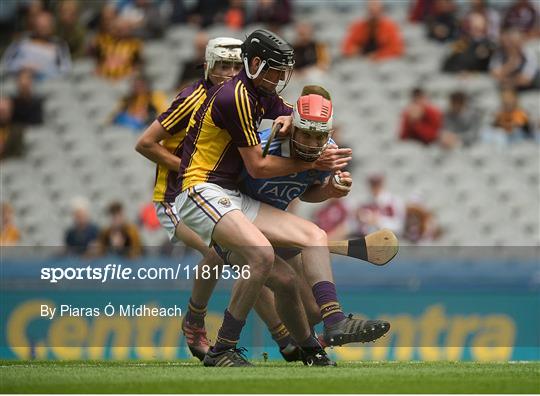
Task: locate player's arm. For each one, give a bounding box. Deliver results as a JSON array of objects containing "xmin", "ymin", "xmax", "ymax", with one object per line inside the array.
[
  {"xmin": 135, "ymin": 83, "xmax": 202, "ymax": 171},
  {"xmin": 300, "ymin": 171, "xmax": 353, "ymax": 203},
  {"xmin": 135, "ymin": 120, "xmax": 181, "ymax": 172},
  {"xmin": 264, "ymin": 94, "xmax": 294, "ymax": 136},
  {"xmin": 239, "ymin": 146, "xmax": 351, "ymax": 179},
  {"xmin": 217, "ymin": 84, "xmax": 349, "ymax": 177},
  {"xmin": 239, "ymin": 145, "xmax": 311, "ymax": 178}
]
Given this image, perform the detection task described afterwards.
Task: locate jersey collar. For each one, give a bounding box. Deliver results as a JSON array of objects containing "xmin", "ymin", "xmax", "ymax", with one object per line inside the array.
[
  {"xmin": 202, "ymin": 78, "xmax": 213, "ymax": 90},
  {"xmin": 238, "ymin": 69, "xmax": 257, "ymax": 95}
]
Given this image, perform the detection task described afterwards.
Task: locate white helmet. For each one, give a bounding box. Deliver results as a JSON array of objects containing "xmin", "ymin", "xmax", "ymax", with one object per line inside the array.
[
  {"xmin": 204, "ymin": 37, "xmax": 243, "ymax": 80},
  {"xmin": 291, "ymin": 93, "xmax": 334, "ymax": 162}
]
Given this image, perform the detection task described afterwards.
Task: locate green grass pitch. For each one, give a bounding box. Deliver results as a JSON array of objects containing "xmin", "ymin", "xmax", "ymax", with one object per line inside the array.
[{"xmin": 1, "ymin": 360, "xmax": 539, "ymax": 393}]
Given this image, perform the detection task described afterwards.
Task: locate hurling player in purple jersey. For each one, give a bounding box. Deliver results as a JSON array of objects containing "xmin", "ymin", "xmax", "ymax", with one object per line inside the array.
[
  {"xmin": 176, "ymin": 29, "xmax": 355, "ymax": 367},
  {"xmin": 135, "ymin": 37, "xmax": 243, "ymax": 360}
]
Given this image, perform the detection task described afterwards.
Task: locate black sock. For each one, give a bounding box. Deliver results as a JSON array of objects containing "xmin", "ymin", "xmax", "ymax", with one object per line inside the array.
[
  {"xmin": 185, "ymin": 298, "xmax": 207, "ymax": 328},
  {"xmin": 298, "ymin": 334, "xmax": 321, "ymax": 350},
  {"xmin": 269, "ymin": 323, "xmax": 293, "ymax": 349},
  {"xmin": 213, "ymin": 309, "xmax": 246, "ymax": 353}
]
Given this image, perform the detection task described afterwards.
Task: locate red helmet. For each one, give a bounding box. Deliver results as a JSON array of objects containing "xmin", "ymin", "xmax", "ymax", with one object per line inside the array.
[{"xmin": 291, "ymin": 94, "xmax": 334, "ymax": 162}]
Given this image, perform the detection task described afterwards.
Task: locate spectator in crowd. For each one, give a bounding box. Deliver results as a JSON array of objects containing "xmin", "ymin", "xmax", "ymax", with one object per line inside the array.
[
  {"xmin": 292, "ymin": 21, "xmax": 330, "ymax": 78},
  {"xmin": 98, "ymin": 201, "xmax": 142, "ymax": 258},
  {"xmin": 409, "ymin": 0, "xmax": 436, "ymax": 23},
  {"xmin": 440, "ymin": 91, "xmax": 482, "ymax": 149},
  {"xmin": 0, "ymin": 203, "xmax": 20, "ymax": 246},
  {"xmin": 1, "ymin": 11, "xmax": 71, "ymax": 80},
  {"xmin": 139, "ymin": 201, "xmax": 161, "ymax": 231},
  {"xmin": 399, "ymin": 87, "xmax": 442, "ymax": 145},
  {"xmin": 489, "ymin": 29, "xmax": 540, "ymax": 91},
  {"xmin": 425, "ymin": 0, "xmax": 459, "ymax": 43},
  {"xmin": 94, "ymin": 3, "xmax": 118, "ymax": 35},
  {"xmin": 55, "ymin": 0, "xmax": 86, "ymax": 59},
  {"xmin": 0, "ymin": 97, "xmax": 25, "ymax": 161},
  {"xmin": 11, "ymin": 69, "xmax": 44, "ymax": 126},
  {"xmin": 442, "ymin": 12, "xmax": 496, "ymax": 73},
  {"xmin": 356, "ymin": 174, "xmax": 406, "ymax": 237},
  {"xmin": 253, "ymin": 0, "xmax": 292, "ymax": 30},
  {"xmin": 482, "ymin": 88, "xmax": 533, "ymax": 145},
  {"xmin": 169, "ymin": 0, "xmax": 188, "ymax": 24},
  {"xmin": 342, "ymin": 0, "xmax": 404, "ymax": 61},
  {"xmin": 187, "ymin": 0, "xmax": 228, "ymax": 28},
  {"xmin": 64, "ymin": 197, "xmax": 100, "ymax": 256},
  {"xmin": 110, "ymin": 74, "xmax": 167, "ymax": 130},
  {"xmin": 403, "ymin": 198, "xmax": 442, "ymax": 244},
  {"xmin": 502, "ymin": 0, "xmax": 539, "ymax": 37},
  {"xmin": 91, "ymin": 16, "xmax": 143, "ymax": 80},
  {"xmin": 175, "ymin": 31, "xmax": 208, "ymax": 90},
  {"xmin": 224, "ymin": 0, "xmax": 246, "ymax": 30},
  {"xmin": 314, "ymin": 198, "xmax": 350, "ymax": 240},
  {"xmin": 462, "ymin": 0, "xmax": 500, "ymax": 41},
  {"xmin": 115, "ymin": 0, "xmax": 166, "ymax": 39},
  {"xmin": 18, "ymin": 0, "xmax": 46, "ymax": 35}
]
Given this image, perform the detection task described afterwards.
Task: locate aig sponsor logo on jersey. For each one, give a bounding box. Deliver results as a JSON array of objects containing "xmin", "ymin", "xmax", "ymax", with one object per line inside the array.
[{"xmin": 257, "ymin": 181, "xmax": 306, "ymax": 205}]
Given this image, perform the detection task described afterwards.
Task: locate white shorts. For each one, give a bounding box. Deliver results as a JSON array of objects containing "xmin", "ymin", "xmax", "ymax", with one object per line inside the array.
[
  {"xmin": 175, "ymin": 182, "xmax": 261, "ymax": 246},
  {"xmin": 154, "ymin": 201, "xmax": 181, "ymax": 241}
]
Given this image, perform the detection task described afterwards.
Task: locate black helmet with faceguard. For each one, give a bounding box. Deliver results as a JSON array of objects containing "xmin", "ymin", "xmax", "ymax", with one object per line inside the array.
[{"xmin": 241, "ymin": 29, "xmax": 294, "ymax": 96}]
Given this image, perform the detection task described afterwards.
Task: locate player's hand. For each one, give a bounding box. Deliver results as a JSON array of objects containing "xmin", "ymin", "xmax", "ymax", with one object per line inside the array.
[
  {"xmin": 274, "ymin": 116, "xmax": 292, "ymax": 136},
  {"xmin": 330, "ymin": 170, "xmax": 352, "ymax": 197},
  {"xmin": 312, "ymin": 145, "xmax": 352, "ymax": 172}
]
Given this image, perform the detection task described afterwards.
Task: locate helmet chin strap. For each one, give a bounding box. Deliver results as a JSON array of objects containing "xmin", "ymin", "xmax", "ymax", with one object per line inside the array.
[
  {"xmin": 243, "ymin": 57, "xmax": 267, "ymax": 79},
  {"xmin": 244, "ymin": 57, "xmax": 276, "ymax": 96}
]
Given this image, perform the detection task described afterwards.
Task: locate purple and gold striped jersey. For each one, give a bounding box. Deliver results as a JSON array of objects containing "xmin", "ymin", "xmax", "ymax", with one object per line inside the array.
[
  {"xmin": 179, "ymin": 70, "xmax": 293, "ymax": 191},
  {"xmin": 153, "ymin": 79, "xmax": 209, "ymax": 202},
  {"xmin": 94, "ymin": 33, "xmax": 142, "ymax": 80}
]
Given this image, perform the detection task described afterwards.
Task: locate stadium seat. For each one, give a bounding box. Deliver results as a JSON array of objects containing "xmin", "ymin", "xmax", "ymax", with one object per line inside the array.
[{"xmin": 2, "ymin": 5, "xmax": 537, "ymax": 252}]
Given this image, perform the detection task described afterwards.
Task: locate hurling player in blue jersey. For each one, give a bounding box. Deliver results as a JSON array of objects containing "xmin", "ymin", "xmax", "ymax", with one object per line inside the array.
[
  {"xmin": 240, "ymin": 85, "xmax": 390, "ymax": 348},
  {"xmin": 241, "ymin": 89, "xmax": 346, "ymax": 211}
]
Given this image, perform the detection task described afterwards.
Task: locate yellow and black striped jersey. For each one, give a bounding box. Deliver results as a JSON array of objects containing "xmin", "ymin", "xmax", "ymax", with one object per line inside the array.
[
  {"xmin": 95, "ymin": 33, "xmax": 142, "ymax": 80},
  {"xmin": 153, "ymin": 79, "xmax": 209, "ymax": 202},
  {"xmin": 179, "ymin": 69, "xmax": 293, "ymax": 191}
]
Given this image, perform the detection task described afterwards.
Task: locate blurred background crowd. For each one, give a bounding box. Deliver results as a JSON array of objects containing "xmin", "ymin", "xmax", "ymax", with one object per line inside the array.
[{"xmin": 0, "ymin": 0, "xmax": 538, "ymax": 257}]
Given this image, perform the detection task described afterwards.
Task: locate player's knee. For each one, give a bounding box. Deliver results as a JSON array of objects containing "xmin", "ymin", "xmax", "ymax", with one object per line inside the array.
[
  {"xmin": 245, "ymin": 246, "xmax": 274, "ymax": 281},
  {"xmin": 280, "ymin": 270, "xmax": 298, "ymax": 296},
  {"xmin": 271, "ymin": 266, "xmax": 298, "ymax": 296},
  {"xmin": 204, "ymin": 248, "xmax": 223, "ymax": 268},
  {"xmin": 249, "ymin": 245, "xmax": 274, "ymax": 267},
  {"xmin": 303, "ymin": 224, "xmax": 328, "ymax": 247}
]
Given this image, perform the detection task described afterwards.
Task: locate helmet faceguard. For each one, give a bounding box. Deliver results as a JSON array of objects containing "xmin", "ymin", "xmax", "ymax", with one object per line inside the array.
[
  {"xmin": 204, "ymin": 37, "xmax": 243, "ymax": 83},
  {"xmin": 241, "ymin": 29, "xmax": 295, "ymax": 96},
  {"xmin": 291, "ymin": 94, "xmax": 334, "ymax": 162}
]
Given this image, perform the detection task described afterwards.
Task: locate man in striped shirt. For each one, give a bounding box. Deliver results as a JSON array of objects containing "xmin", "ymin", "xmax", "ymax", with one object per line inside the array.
[{"xmin": 91, "ymin": 17, "xmax": 143, "ymax": 80}]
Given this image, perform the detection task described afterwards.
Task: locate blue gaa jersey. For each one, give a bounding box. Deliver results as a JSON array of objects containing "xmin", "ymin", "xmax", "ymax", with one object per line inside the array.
[{"xmin": 240, "ymin": 128, "xmax": 333, "ymax": 210}]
